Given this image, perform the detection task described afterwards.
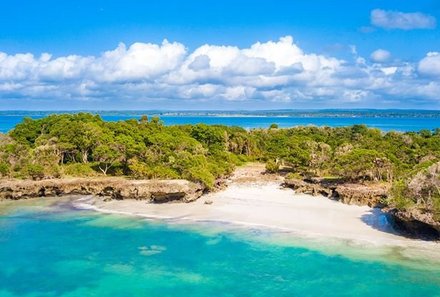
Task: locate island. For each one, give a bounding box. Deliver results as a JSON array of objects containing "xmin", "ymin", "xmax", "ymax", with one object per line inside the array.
[{"xmin": 1, "ymin": 113, "xmax": 439, "ymax": 240}]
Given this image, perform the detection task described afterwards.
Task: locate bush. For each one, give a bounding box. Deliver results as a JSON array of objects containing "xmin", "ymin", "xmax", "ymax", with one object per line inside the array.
[
  {"xmin": 62, "ymin": 163, "xmax": 96, "ymax": 177},
  {"xmin": 46, "ymin": 165, "xmax": 61, "ymax": 178},
  {"xmin": 265, "ymin": 160, "xmax": 280, "ymax": 173},
  {"xmin": 0, "ymin": 162, "xmax": 9, "ymax": 177},
  {"xmin": 129, "ymin": 159, "xmax": 179, "ymax": 179},
  {"xmin": 146, "ymin": 166, "xmax": 179, "ymax": 179},
  {"xmin": 389, "ymin": 180, "xmax": 412, "ymax": 209},
  {"xmin": 26, "ymin": 164, "xmax": 45, "ymax": 180},
  {"xmin": 183, "ymin": 166, "xmax": 215, "ymax": 189},
  {"xmin": 269, "ymin": 123, "xmax": 279, "ymax": 129},
  {"xmin": 286, "ymin": 172, "xmax": 302, "ymax": 180}
]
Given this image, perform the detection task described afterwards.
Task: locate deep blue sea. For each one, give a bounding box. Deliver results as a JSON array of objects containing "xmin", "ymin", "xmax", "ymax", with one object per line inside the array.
[
  {"xmin": 1, "ymin": 202, "xmax": 440, "ymax": 297},
  {"xmin": 1, "ymin": 110, "xmax": 440, "ymax": 132}
]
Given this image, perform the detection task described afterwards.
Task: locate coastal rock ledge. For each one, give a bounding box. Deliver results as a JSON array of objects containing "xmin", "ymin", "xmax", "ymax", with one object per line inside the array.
[
  {"xmin": 0, "ymin": 178, "xmax": 204, "ymax": 203},
  {"xmin": 283, "ymin": 177, "xmax": 388, "ymax": 207}
]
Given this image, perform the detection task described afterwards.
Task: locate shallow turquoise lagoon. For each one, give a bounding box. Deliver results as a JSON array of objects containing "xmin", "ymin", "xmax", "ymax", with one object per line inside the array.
[{"xmin": 0, "ymin": 205, "xmax": 440, "ymax": 297}]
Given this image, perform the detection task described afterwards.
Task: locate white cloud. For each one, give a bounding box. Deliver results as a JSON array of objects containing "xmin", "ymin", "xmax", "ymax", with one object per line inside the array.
[
  {"xmin": 418, "ymin": 52, "xmax": 440, "ymax": 77},
  {"xmin": 0, "ymin": 36, "xmax": 439, "ymax": 108},
  {"xmin": 188, "ymin": 55, "xmax": 210, "ymax": 71},
  {"xmin": 381, "ymin": 66, "xmax": 397, "ymax": 76},
  {"xmin": 371, "ymin": 9, "xmax": 436, "ymax": 30},
  {"xmin": 370, "ymin": 49, "xmax": 391, "ymax": 63},
  {"xmin": 91, "ymin": 40, "xmax": 186, "ymax": 82}
]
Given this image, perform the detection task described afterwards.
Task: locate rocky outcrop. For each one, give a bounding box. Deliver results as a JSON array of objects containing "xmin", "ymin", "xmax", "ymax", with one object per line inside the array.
[
  {"xmin": 0, "ymin": 178, "xmax": 204, "ymax": 203},
  {"xmin": 284, "ymin": 175, "xmax": 440, "ymax": 239},
  {"xmin": 335, "ymin": 184, "xmax": 388, "ymax": 207},
  {"xmin": 283, "ymin": 178, "xmax": 334, "ymax": 197},
  {"xmin": 384, "ymin": 162, "xmax": 440, "ymax": 239},
  {"xmin": 387, "ymin": 208, "xmax": 440, "ymax": 240},
  {"xmin": 283, "ymin": 177, "xmax": 388, "ymax": 207}
]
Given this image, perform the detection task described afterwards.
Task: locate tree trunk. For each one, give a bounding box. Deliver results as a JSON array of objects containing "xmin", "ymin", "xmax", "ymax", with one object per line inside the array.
[
  {"xmin": 82, "ymin": 150, "xmax": 88, "ymax": 163},
  {"xmin": 99, "ymin": 164, "xmax": 109, "ymax": 175}
]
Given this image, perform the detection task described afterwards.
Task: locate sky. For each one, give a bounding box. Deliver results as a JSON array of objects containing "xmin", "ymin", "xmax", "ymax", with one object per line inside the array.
[{"xmin": 0, "ymin": 0, "xmax": 440, "ymax": 110}]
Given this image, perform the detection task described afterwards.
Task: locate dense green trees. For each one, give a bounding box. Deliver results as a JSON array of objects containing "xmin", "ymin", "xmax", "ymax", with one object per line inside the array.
[
  {"xmin": 0, "ymin": 114, "xmax": 247, "ymax": 187},
  {"xmin": 1, "ymin": 114, "xmax": 440, "ymax": 196}
]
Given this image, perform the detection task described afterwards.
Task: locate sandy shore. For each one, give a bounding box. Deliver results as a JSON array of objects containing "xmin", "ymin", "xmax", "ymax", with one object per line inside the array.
[
  {"xmin": 75, "ymin": 182, "xmax": 437, "ymax": 247},
  {"xmin": 72, "ymin": 163, "xmax": 440, "ymax": 263}
]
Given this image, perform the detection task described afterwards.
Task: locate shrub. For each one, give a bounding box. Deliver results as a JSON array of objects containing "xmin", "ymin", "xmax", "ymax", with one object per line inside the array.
[
  {"xmin": 26, "ymin": 164, "xmax": 45, "ymax": 180},
  {"xmin": 62, "ymin": 163, "xmax": 96, "ymax": 177},
  {"xmin": 146, "ymin": 166, "xmax": 179, "ymax": 179},
  {"xmin": 286, "ymin": 172, "xmax": 302, "ymax": 180},
  {"xmin": 265, "ymin": 160, "xmax": 279, "ymax": 173},
  {"xmin": 389, "ymin": 180, "xmax": 413, "ymax": 209},
  {"xmin": 0, "ymin": 162, "xmax": 9, "ymax": 177},
  {"xmin": 183, "ymin": 166, "xmax": 215, "ymax": 189}
]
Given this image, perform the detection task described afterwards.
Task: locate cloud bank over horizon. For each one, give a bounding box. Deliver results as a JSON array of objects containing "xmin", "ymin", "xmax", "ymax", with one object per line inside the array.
[{"xmin": 1, "ymin": 35, "xmax": 439, "ymax": 109}]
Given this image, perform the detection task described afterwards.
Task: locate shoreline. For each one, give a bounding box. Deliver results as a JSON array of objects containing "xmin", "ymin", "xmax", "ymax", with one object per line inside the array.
[
  {"xmin": 2, "ymin": 163, "xmax": 440, "ymax": 251},
  {"xmin": 73, "ymin": 181, "xmax": 439, "ymax": 249},
  {"xmin": 72, "ymin": 182, "xmax": 440, "ymax": 270}
]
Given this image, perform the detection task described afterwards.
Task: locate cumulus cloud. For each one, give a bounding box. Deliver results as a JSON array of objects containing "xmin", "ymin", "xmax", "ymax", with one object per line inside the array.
[
  {"xmin": 418, "ymin": 52, "xmax": 440, "ymax": 77},
  {"xmin": 0, "ymin": 36, "xmax": 439, "ymax": 107},
  {"xmin": 371, "ymin": 9, "xmax": 436, "ymax": 30},
  {"xmin": 188, "ymin": 55, "xmax": 210, "ymax": 71},
  {"xmin": 370, "ymin": 49, "xmax": 391, "ymax": 63}
]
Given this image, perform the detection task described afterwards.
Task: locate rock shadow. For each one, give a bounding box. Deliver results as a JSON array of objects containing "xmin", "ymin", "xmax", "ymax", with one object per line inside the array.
[
  {"xmin": 361, "ymin": 208, "xmax": 440, "ymax": 241},
  {"xmin": 360, "ymin": 208, "xmax": 400, "ymax": 236}
]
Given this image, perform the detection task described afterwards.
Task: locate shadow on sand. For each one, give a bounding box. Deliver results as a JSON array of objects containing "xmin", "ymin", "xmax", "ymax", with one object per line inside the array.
[
  {"xmin": 361, "ymin": 208, "xmax": 440, "ymax": 241},
  {"xmin": 360, "ymin": 208, "xmax": 400, "ymax": 236}
]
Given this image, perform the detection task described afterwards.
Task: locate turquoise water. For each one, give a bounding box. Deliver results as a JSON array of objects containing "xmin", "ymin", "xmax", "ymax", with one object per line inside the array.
[
  {"xmin": 1, "ymin": 204, "xmax": 439, "ymax": 297},
  {"xmin": 1, "ymin": 110, "xmax": 440, "ymax": 132}
]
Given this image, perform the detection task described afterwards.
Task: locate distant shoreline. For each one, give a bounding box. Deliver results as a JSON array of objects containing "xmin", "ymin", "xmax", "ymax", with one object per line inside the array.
[
  {"xmin": 2, "ymin": 109, "xmax": 440, "ymax": 117},
  {"xmin": 2, "ymin": 110, "xmax": 440, "ymax": 134}
]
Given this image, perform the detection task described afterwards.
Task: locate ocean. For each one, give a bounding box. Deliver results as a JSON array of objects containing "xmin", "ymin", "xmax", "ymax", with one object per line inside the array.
[
  {"xmin": 0, "ymin": 203, "xmax": 439, "ymax": 297},
  {"xmin": 1, "ymin": 110, "xmax": 440, "ymax": 133}
]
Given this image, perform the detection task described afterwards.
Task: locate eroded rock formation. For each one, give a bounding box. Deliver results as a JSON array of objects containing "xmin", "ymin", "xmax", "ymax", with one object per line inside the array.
[
  {"xmin": 0, "ymin": 178, "xmax": 204, "ymax": 203},
  {"xmin": 387, "ymin": 208, "xmax": 440, "ymax": 240},
  {"xmin": 283, "ymin": 177, "xmax": 388, "ymax": 207}
]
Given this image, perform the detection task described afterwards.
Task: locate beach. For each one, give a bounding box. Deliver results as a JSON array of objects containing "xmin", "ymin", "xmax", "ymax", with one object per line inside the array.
[{"xmin": 74, "ymin": 165, "xmax": 439, "ymax": 252}]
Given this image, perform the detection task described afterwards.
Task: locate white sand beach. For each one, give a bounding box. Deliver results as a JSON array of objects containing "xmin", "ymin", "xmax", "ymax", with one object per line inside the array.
[
  {"xmin": 73, "ymin": 164, "xmax": 440, "ymax": 256},
  {"xmin": 75, "ymin": 182, "xmax": 414, "ymax": 245}
]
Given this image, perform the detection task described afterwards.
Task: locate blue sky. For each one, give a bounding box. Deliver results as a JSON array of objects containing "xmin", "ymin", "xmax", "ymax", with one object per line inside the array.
[{"xmin": 0, "ymin": 0, "xmax": 439, "ymax": 110}]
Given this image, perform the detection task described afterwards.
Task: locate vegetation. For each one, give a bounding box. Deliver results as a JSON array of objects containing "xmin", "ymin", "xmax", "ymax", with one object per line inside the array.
[
  {"xmin": 1, "ymin": 114, "xmax": 439, "ymax": 219},
  {"xmin": 1, "ymin": 114, "xmax": 249, "ymax": 188}
]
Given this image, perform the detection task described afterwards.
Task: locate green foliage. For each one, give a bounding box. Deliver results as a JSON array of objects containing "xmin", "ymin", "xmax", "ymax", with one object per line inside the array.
[
  {"xmin": 26, "ymin": 164, "xmax": 45, "ymax": 180},
  {"xmin": 9, "ymin": 117, "xmax": 42, "ymax": 147},
  {"xmin": 129, "ymin": 158, "xmax": 179, "ymax": 179},
  {"xmin": 183, "ymin": 166, "xmax": 215, "ymax": 189},
  {"xmin": 0, "ymin": 162, "xmax": 9, "ymax": 177},
  {"xmin": 269, "ymin": 123, "xmax": 279, "ymax": 129},
  {"xmin": 265, "ymin": 160, "xmax": 279, "ymax": 173},
  {"xmin": 190, "ymin": 124, "xmax": 225, "ymax": 149},
  {"xmin": 62, "ymin": 163, "xmax": 96, "ymax": 177},
  {"xmin": 389, "ymin": 180, "xmax": 413, "ymax": 209},
  {"xmin": 335, "ymin": 149, "xmax": 390, "ymax": 181},
  {"xmin": 286, "ymin": 172, "xmax": 302, "ymax": 180}
]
